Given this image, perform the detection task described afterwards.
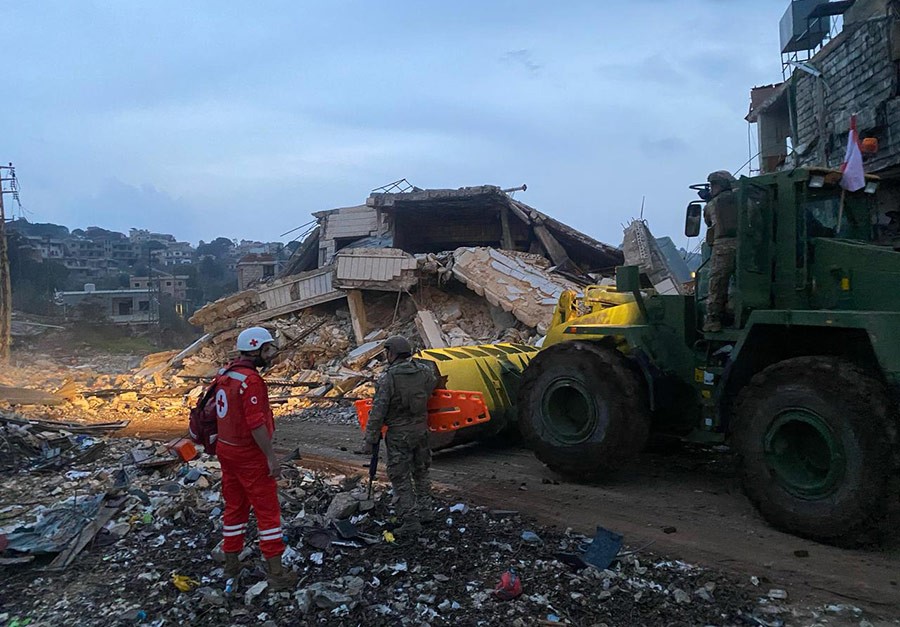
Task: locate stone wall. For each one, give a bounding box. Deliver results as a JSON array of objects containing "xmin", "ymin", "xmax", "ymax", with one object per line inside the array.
[{"xmin": 793, "ymin": 15, "xmax": 900, "ymax": 174}]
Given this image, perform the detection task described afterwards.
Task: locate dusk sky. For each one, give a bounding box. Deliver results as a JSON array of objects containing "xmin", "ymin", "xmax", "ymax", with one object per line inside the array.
[{"xmin": 6, "ymin": 1, "xmax": 787, "ymax": 248}]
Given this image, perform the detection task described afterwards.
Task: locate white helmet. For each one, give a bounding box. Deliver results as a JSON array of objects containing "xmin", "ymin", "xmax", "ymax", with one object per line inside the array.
[{"xmin": 236, "ymin": 326, "xmax": 275, "ymax": 352}]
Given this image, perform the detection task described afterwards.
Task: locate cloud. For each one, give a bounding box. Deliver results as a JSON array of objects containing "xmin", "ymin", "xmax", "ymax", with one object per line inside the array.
[
  {"xmin": 66, "ymin": 179, "xmax": 203, "ymax": 241},
  {"xmin": 640, "ymin": 137, "xmax": 689, "ymax": 158},
  {"xmin": 502, "ymin": 49, "xmax": 541, "ymax": 74}
]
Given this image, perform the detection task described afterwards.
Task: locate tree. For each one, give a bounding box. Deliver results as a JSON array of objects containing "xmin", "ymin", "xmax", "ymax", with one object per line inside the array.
[
  {"xmin": 7, "ymin": 231, "xmax": 70, "ymax": 315},
  {"xmin": 196, "ymin": 237, "xmax": 235, "ymax": 260}
]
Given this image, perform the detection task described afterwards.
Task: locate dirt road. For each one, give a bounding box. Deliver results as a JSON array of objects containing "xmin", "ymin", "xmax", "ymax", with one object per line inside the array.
[{"xmin": 264, "ymin": 416, "xmax": 900, "ymax": 619}]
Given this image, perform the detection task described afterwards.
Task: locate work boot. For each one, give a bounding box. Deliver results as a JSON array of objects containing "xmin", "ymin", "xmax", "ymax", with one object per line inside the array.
[
  {"xmin": 266, "ymin": 555, "xmax": 298, "ymax": 591},
  {"xmin": 703, "ymin": 318, "xmax": 722, "ymax": 333},
  {"xmin": 224, "ymin": 552, "xmax": 241, "ymax": 579},
  {"xmin": 395, "ymin": 519, "xmax": 423, "ymax": 537}
]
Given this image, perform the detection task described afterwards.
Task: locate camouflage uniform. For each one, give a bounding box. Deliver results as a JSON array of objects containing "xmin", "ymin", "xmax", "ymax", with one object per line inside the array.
[
  {"xmin": 364, "ymin": 358, "xmax": 437, "ymax": 526},
  {"xmin": 704, "ymin": 171, "xmax": 738, "ymax": 332}
]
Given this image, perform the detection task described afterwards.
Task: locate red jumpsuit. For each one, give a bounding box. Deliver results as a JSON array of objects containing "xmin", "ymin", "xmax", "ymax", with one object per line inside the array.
[{"xmin": 214, "ymin": 359, "xmax": 285, "ymax": 559}]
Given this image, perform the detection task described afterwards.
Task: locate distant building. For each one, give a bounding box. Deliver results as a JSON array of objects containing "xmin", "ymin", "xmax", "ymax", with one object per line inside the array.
[
  {"xmin": 131, "ymin": 272, "xmax": 191, "ymax": 316},
  {"xmin": 152, "ymin": 241, "xmax": 195, "ymax": 266},
  {"xmin": 129, "ymin": 228, "xmax": 177, "ymax": 244},
  {"xmin": 23, "ymin": 235, "xmax": 66, "ymax": 261},
  {"xmin": 55, "ymin": 283, "xmax": 153, "ymax": 325},
  {"xmin": 237, "ymin": 253, "xmax": 281, "ymax": 291}
]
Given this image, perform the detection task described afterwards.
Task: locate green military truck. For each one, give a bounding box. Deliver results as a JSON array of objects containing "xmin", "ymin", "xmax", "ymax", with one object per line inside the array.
[{"xmin": 516, "ymin": 167, "xmax": 897, "ymax": 545}]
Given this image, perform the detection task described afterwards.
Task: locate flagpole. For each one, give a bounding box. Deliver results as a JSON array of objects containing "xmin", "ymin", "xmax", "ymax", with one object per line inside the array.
[{"xmin": 837, "ymin": 187, "xmax": 846, "ymax": 234}]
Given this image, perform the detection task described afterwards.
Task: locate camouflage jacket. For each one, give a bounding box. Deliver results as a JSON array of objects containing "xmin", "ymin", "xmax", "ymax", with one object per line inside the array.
[
  {"xmin": 704, "ymin": 188, "xmax": 738, "ymax": 243},
  {"xmin": 364, "ymin": 358, "xmax": 437, "ymax": 444}
]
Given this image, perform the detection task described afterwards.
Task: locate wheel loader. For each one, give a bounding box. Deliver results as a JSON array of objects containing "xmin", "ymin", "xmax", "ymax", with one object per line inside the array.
[
  {"xmin": 511, "ymin": 166, "xmax": 899, "ymax": 546},
  {"xmin": 394, "ymin": 167, "xmax": 898, "ymax": 547},
  {"xmin": 355, "ymin": 167, "xmax": 897, "ymax": 544}
]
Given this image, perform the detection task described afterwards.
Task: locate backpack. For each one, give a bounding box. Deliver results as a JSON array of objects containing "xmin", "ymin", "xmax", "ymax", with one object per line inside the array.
[{"xmin": 188, "ymin": 369, "xmax": 230, "ymax": 456}]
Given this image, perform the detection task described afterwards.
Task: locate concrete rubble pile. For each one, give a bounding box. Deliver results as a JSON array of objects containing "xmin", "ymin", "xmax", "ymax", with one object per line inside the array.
[
  {"xmin": 0, "ymin": 431, "xmax": 842, "ymax": 626},
  {"xmin": 130, "ymin": 186, "xmax": 625, "ymax": 419}
]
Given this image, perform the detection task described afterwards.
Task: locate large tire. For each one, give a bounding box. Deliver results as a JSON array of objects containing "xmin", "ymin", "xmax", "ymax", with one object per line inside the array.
[
  {"xmin": 518, "ymin": 342, "xmax": 650, "ymax": 477},
  {"xmin": 733, "ymin": 357, "xmax": 898, "ymax": 546}
]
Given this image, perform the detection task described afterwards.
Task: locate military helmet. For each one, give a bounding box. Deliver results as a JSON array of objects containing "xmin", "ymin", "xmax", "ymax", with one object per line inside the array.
[
  {"xmin": 383, "ymin": 335, "xmax": 412, "ymax": 356},
  {"xmin": 707, "ymin": 170, "xmax": 736, "ymax": 188}
]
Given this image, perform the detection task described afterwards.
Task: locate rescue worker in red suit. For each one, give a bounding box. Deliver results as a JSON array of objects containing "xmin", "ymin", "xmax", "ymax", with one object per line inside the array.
[{"xmin": 217, "ymin": 326, "xmax": 296, "ymax": 589}]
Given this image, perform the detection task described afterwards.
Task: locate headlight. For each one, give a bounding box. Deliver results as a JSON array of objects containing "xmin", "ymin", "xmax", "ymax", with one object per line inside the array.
[
  {"xmin": 809, "ymin": 175, "xmax": 825, "ymax": 188},
  {"xmin": 864, "ymin": 180, "xmax": 879, "ymax": 194}
]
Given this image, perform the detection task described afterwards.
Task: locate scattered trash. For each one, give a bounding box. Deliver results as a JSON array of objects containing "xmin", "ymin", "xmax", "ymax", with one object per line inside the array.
[
  {"xmin": 244, "ymin": 580, "xmax": 268, "ymax": 605},
  {"xmin": 171, "ymin": 574, "xmax": 200, "ymax": 592},
  {"xmin": 580, "ymin": 526, "xmax": 623, "ymax": 571},
  {"xmin": 493, "ymin": 568, "xmax": 523, "ymax": 601},
  {"xmin": 0, "ymin": 430, "xmax": 860, "ymax": 626},
  {"xmin": 521, "ymin": 530, "xmax": 543, "ymax": 544},
  {"xmin": 767, "ymin": 589, "xmax": 788, "ymax": 600}
]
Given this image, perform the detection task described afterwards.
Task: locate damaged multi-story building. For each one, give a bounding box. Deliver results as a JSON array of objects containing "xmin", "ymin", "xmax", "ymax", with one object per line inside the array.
[
  {"xmin": 190, "ymin": 184, "xmax": 625, "ymax": 354},
  {"xmin": 747, "ymin": 0, "xmax": 900, "ymax": 190}
]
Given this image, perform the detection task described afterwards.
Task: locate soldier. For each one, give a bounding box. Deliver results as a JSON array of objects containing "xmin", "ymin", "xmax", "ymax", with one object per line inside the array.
[
  {"xmin": 361, "ymin": 335, "xmax": 438, "ymax": 536},
  {"xmin": 703, "ymin": 170, "xmax": 738, "ymax": 333}
]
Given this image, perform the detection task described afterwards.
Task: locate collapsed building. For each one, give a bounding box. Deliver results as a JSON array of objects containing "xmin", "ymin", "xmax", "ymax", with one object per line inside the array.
[{"xmin": 181, "ymin": 185, "xmax": 623, "ymax": 381}]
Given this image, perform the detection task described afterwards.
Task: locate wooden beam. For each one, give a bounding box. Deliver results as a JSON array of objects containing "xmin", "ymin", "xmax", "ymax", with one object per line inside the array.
[
  {"xmin": 346, "ymin": 290, "xmax": 369, "ymax": 345},
  {"xmin": 532, "ymin": 220, "xmax": 571, "ymax": 267}
]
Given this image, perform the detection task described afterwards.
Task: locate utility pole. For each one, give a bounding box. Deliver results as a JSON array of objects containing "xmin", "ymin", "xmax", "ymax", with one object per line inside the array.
[{"xmin": 0, "ymin": 163, "xmax": 17, "ymax": 363}]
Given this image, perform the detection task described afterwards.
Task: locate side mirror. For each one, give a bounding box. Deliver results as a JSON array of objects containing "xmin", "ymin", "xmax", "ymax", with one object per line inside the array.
[{"xmin": 685, "ymin": 202, "xmax": 703, "ymax": 238}]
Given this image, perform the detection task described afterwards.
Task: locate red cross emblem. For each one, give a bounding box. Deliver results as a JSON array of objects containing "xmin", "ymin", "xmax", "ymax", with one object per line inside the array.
[
  {"xmin": 249, "ymin": 339, "xmax": 259, "ymax": 347},
  {"xmin": 215, "ymin": 389, "xmax": 228, "ymax": 419}
]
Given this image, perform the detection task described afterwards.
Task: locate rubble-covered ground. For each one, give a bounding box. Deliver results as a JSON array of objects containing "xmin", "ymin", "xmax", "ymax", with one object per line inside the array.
[
  {"xmin": 0, "ymin": 426, "xmax": 885, "ymax": 627},
  {"xmin": 0, "ymin": 284, "xmax": 536, "ymax": 441}
]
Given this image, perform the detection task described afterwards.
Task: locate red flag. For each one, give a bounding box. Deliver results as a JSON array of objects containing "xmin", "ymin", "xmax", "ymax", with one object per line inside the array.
[{"xmin": 840, "ymin": 115, "xmax": 865, "ymax": 192}]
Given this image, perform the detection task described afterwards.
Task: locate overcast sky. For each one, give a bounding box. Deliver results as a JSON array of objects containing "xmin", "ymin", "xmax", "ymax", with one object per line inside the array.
[{"xmin": 6, "ymin": 1, "xmax": 786, "ymax": 248}]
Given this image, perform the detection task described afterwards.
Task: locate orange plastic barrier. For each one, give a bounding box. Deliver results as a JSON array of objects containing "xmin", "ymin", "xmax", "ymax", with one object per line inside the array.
[{"xmin": 355, "ymin": 389, "xmax": 491, "ymax": 434}]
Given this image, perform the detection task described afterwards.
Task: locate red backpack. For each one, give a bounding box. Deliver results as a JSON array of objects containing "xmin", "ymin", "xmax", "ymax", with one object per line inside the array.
[{"xmin": 188, "ymin": 368, "xmax": 231, "ymax": 456}]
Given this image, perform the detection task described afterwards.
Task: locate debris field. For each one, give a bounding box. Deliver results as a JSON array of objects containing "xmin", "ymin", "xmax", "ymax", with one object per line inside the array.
[{"xmin": 1, "ymin": 422, "xmax": 867, "ymax": 627}]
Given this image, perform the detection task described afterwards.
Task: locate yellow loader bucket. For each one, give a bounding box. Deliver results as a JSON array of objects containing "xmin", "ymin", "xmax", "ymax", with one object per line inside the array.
[{"xmin": 415, "ymin": 343, "xmax": 539, "ymax": 449}]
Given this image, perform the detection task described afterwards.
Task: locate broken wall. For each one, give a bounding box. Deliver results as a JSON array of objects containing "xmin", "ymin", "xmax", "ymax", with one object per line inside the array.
[{"xmin": 792, "ymin": 13, "xmax": 900, "ymax": 174}]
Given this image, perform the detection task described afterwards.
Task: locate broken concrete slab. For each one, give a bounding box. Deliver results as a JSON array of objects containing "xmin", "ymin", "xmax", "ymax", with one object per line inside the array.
[
  {"xmin": 325, "ymin": 493, "xmax": 360, "ymax": 521},
  {"xmin": 450, "ymin": 247, "xmax": 580, "ymax": 334},
  {"xmin": 343, "ymin": 340, "xmax": 384, "ymax": 370},
  {"xmin": 414, "ymin": 310, "xmax": 446, "ymax": 349},
  {"xmin": 0, "ymin": 385, "xmax": 66, "ymax": 406},
  {"xmin": 333, "ymin": 248, "xmax": 418, "ymax": 292}
]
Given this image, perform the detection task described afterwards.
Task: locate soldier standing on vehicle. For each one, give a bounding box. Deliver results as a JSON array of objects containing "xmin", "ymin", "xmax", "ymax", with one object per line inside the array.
[
  {"xmin": 361, "ymin": 335, "xmax": 437, "ymax": 536},
  {"xmin": 703, "ymin": 170, "xmax": 738, "ymax": 333}
]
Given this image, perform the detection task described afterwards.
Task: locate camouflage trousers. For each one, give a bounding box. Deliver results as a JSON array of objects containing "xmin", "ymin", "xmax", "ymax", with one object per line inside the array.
[
  {"xmin": 707, "ymin": 238, "xmax": 737, "ymax": 323},
  {"xmin": 385, "ymin": 429, "xmax": 433, "ymax": 522}
]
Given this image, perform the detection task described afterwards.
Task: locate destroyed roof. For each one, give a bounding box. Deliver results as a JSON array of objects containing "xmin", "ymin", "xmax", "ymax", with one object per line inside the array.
[
  {"xmin": 367, "ymin": 185, "xmax": 623, "ymax": 273},
  {"xmin": 237, "ymin": 253, "xmax": 276, "ymax": 264}
]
